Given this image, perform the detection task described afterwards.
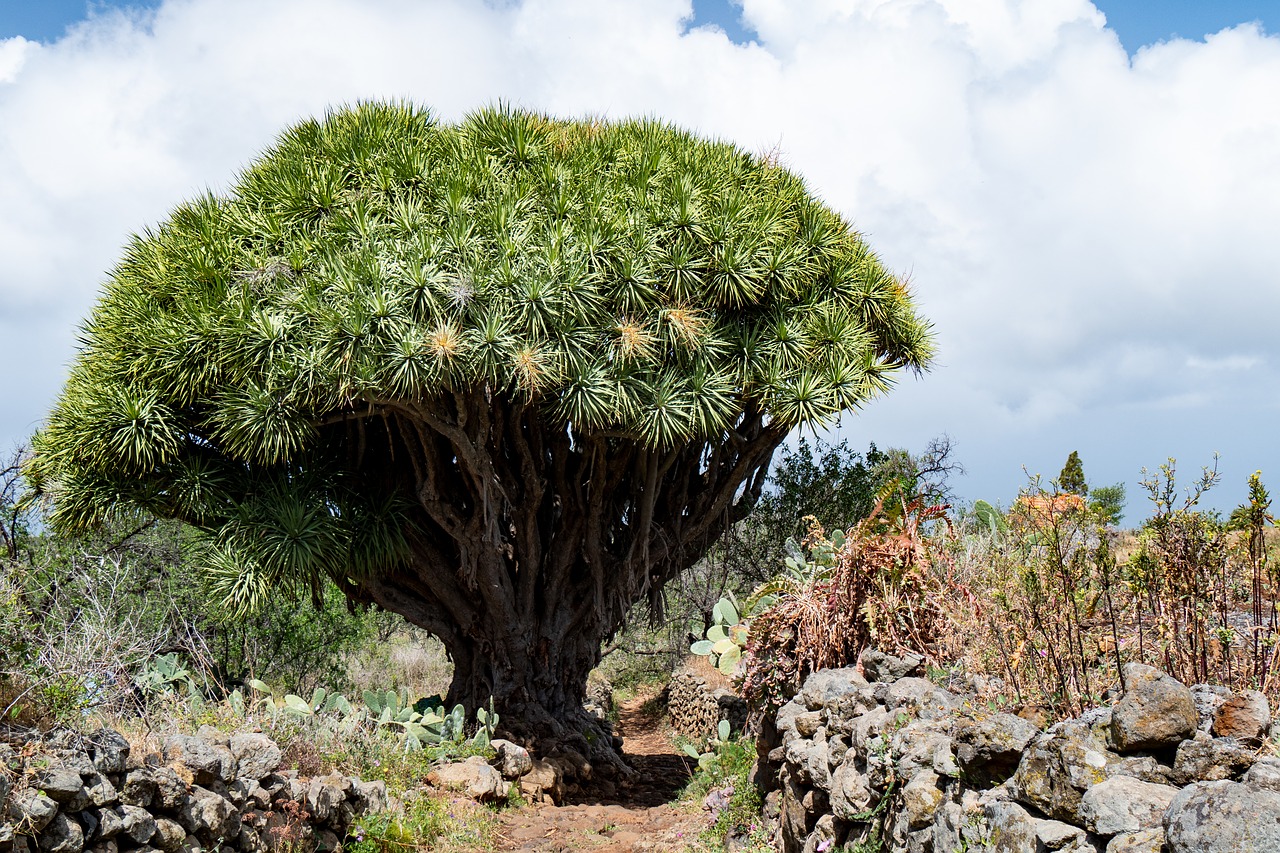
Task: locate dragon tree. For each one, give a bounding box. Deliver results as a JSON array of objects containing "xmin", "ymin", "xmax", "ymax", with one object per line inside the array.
[{"xmin": 32, "ymin": 102, "xmax": 933, "ymax": 746}]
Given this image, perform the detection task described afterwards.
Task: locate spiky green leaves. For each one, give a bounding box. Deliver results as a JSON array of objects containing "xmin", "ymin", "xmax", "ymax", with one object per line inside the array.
[{"xmin": 35, "ymin": 100, "xmax": 933, "ymax": 554}]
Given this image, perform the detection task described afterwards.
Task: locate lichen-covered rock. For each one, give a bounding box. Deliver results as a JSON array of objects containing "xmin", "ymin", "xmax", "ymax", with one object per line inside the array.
[
  {"xmin": 82, "ymin": 772, "xmax": 117, "ymax": 808},
  {"xmin": 899, "ymin": 769, "xmax": 943, "ymax": 830},
  {"xmin": 162, "ymin": 736, "xmax": 235, "ymax": 786},
  {"xmin": 1078, "ymin": 775, "xmax": 1177, "ymax": 835},
  {"xmin": 350, "ymin": 779, "xmax": 388, "ymax": 814},
  {"xmin": 885, "ymin": 678, "xmax": 959, "ymax": 721},
  {"xmin": 1032, "ymin": 817, "xmax": 1087, "ymax": 850},
  {"xmin": 984, "ymin": 801, "xmax": 1038, "ymax": 853},
  {"xmin": 151, "ymin": 818, "xmax": 185, "ymax": 853},
  {"xmin": 87, "ymin": 730, "xmax": 130, "ymax": 775},
  {"xmin": 1110, "ymin": 663, "xmax": 1196, "ymax": 752},
  {"xmin": 1011, "ymin": 724, "xmax": 1113, "ymax": 823},
  {"xmin": 1164, "ymin": 780, "xmax": 1280, "ymax": 852},
  {"xmin": 955, "ymin": 711, "xmax": 1040, "ymax": 787},
  {"xmin": 37, "ymin": 812, "xmax": 84, "ymax": 853},
  {"xmin": 117, "ymin": 804, "xmax": 157, "ymax": 845},
  {"xmin": 1106, "ymin": 829, "xmax": 1164, "ymax": 852},
  {"xmin": 1244, "ymin": 757, "xmax": 1280, "ymax": 791},
  {"xmin": 800, "ymin": 667, "xmax": 868, "ymax": 709},
  {"xmin": 9, "ymin": 788, "xmax": 60, "ymax": 832},
  {"xmin": 428, "ymin": 756, "xmax": 506, "ymax": 803},
  {"xmin": 1172, "ymin": 731, "xmax": 1255, "ymax": 784},
  {"xmin": 829, "ymin": 759, "xmax": 875, "ymax": 820},
  {"xmin": 859, "ymin": 648, "xmax": 925, "ymax": 683},
  {"xmin": 34, "ymin": 764, "xmax": 87, "ymax": 808},
  {"xmin": 177, "ymin": 786, "xmax": 239, "ymax": 842},
  {"xmin": 1212, "ymin": 690, "xmax": 1271, "ymax": 746},
  {"xmin": 228, "ymin": 734, "xmax": 281, "ymax": 781}
]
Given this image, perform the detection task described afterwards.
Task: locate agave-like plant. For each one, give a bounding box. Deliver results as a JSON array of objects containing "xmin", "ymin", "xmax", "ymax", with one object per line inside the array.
[{"xmin": 30, "ymin": 102, "xmax": 933, "ymax": 743}]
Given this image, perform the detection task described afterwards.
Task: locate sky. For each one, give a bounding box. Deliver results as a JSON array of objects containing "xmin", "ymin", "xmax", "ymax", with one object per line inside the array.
[{"xmin": 1, "ymin": 0, "xmax": 1278, "ymax": 519}]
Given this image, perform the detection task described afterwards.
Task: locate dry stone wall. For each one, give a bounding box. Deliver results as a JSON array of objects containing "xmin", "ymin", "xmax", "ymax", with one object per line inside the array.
[
  {"xmin": 0, "ymin": 727, "xmax": 385, "ymax": 853},
  {"xmin": 764, "ymin": 652, "xmax": 1280, "ymax": 853},
  {"xmin": 668, "ymin": 659, "xmax": 748, "ymax": 739}
]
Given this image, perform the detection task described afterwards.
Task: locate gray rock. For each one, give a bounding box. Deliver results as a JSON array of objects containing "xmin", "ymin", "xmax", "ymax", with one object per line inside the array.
[
  {"xmin": 849, "ymin": 705, "xmax": 891, "ymax": 754},
  {"xmin": 117, "ymin": 804, "xmax": 156, "ymax": 845},
  {"xmin": 119, "ymin": 769, "xmax": 157, "ymax": 807},
  {"xmin": 178, "ymin": 786, "xmax": 238, "ymax": 841},
  {"xmin": 829, "ymin": 760, "xmax": 875, "ymax": 820},
  {"xmin": 151, "ymin": 767, "xmax": 186, "ymax": 810},
  {"xmin": 801, "ymin": 813, "xmax": 836, "ymax": 853},
  {"xmin": 793, "ymin": 711, "xmax": 824, "ymax": 739},
  {"xmin": 350, "ymin": 779, "xmax": 387, "ymax": 814},
  {"xmin": 955, "ymin": 712, "xmax": 1040, "ymax": 787},
  {"xmin": 1212, "ymin": 690, "xmax": 1271, "ymax": 745},
  {"xmin": 1079, "ymin": 775, "xmax": 1177, "ymax": 835},
  {"xmin": 984, "ymin": 801, "xmax": 1037, "ymax": 853},
  {"xmin": 37, "ymin": 813, "xmax": 84, "ymax": 853},
  {"xmin": 427, "ymin": 756, "xmax": 506, "ymax": 802},
  {"xmin": 304, "ymin": 776, "xmax": 347, "ymax": 823},
  {"xmin": 88, "ymin": 731, "xmax": 130, "ymax": 775},
  {"xmin": 1012, "ymin": 724, "xmax": 1113, "ymax": 823},
  {"xmin": 1172, "ymin": 730, "xmax": 1255, "ymax": 783},
  {"xmin": 162, "ymin": 736, "xmax": 234, "ymax": 785},
  {"xmin": 1110, "ymin": 663, "xmax": 1196, "ymax": 752},
  {"xmin": 95, "ymin": 807, "xmax": 124, "ymax": 841},
  {"xmin": 1106, "ymin": 829, "xmax": 1164, "ymax": 852},
  {"xmin": 150, "ymin": 819, "xmax": 184, "ymax": 853},
  {"xmin": 1191, "ymin": 684, "xmax": 1231, "ymax": 731},
  {"xmin": 1164, "ymin": 780, "xmax": 1280, "ymax": 852},
  {"xmin": 860, "ymin": 647, "xmax": 925, "ymax": 683},
  {"xmin": 228, "ymin": 734, "xmax": 280, "ymax": 781},
  {"xmin": 489, "ymin": 739, "xmax": 532, "ymax": 781},
  {"xmin": 800, "ymin": 667, "xmax": 868, "ymax": 709},
  {"xmin": 1244, "ymin": 756, "xmax": 1280, "ymax": 791},
  {"xmin": 892, "ymin": 720, "xmax": 954, "ymax": 780},
  {"xmin": 1033, "ymin": 818, "xmax": 1087, "ymax": 850},
  {"xmin": 34, "ymin": 765, "xmax": 86, "ymax": 806},
  {"xmin": 900, "ymin": 769, "xmax": 943, "ymax": 830},
  {"xmin": 9, "ymin": 789, "xmax": 59, "ymax": 832},
  {"xmin": 82, "ymin": 773, "xmax": 117, "ymax": 808},
  {"xmin": 56, "ymin": 751, "xmax": 96, "ymax": 777},
  {"xmin": 885, "ymin": 678, "xmax": 959, "ymax": 720}
]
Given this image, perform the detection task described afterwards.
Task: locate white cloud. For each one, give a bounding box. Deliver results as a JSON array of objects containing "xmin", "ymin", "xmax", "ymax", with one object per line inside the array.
[{"xmin": 1, "ymin": 0, "xmax": 1277, "ymax": 509}]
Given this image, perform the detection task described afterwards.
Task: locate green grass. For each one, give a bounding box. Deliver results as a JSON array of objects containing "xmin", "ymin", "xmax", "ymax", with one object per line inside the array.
[{"xmin": 679, "ymin": 736, "xmax": 774, "ymax": 852}]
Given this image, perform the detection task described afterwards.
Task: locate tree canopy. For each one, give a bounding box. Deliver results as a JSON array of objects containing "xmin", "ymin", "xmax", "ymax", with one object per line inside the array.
[{"xmin": 31, "ymin": 102, "xmax": 933, "ymax": 733}]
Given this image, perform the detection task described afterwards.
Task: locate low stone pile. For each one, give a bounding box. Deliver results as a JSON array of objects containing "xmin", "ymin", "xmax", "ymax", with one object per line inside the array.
[
  {"xmin": 668, "ymin": 659, "xmax": 748, "ymax": 740},
  {"xmin": 0, "ymin": 727, "xmax": 385, "ymax": 853},
  {"xmin": 765, "ymin": 652, "xmax": 1280, "ymax": 853}
]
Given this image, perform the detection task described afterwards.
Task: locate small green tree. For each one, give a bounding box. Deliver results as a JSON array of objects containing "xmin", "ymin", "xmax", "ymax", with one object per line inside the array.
[
  {"xmin": 1058, "ymin": 451, "xmax": 1088, "ymax": 497},
  {"xmin": 1089, "ymin": 483, "xmax": 1126, "ymax": 526},
  {"xmin": 31, "ymin": 103, "xmax": 933, "ymax": 740}
]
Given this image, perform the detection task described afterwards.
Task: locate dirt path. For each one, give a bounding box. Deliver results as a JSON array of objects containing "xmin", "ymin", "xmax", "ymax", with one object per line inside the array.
[{"xmin": 494, "ymin": 696, "xmax": 708, "ymax": 852}]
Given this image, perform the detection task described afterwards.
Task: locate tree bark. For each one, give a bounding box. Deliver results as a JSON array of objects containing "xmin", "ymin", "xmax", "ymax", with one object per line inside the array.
[{"xmin": 334, "ymin": 388, "xmax": 786, "ymax": 752}]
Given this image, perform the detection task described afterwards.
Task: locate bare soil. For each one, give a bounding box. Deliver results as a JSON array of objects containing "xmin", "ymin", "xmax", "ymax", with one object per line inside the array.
[{"xmin": 494, "ymin": 695, "xmax": 708, "ymax": 852}]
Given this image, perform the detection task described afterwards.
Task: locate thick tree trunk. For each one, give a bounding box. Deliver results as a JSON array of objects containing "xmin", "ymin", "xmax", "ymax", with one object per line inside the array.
[{"xmin": 339, "ymin": 389, "xmax": 786, "ymax": 756}]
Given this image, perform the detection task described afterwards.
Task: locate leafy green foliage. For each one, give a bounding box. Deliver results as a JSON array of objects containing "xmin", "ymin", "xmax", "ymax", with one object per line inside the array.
[
  {"xmin": 1089, "ymin": 483, "xmax": 1125, "ymax": 526},
  {"xmin": 31, "ymin": 101, "xmax": 933, "ymax": 615}
]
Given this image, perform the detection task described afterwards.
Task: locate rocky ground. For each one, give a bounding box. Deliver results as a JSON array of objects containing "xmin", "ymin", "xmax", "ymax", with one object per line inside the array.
[{"xmin": 494, "ymin": 695, "xmax": 709, "ymax": 852}]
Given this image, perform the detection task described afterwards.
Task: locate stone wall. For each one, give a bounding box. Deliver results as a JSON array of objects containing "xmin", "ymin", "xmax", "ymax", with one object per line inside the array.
[
  {"xmin": 668, "ymin": 658, "xmax": 748, "ymax": 739},
  {"xmin": 764, "ymin": 652, "xmax": 1280, "ymax": 853},
  {"xmin": 0, "ymin": 726, "xmax": 385, "ymax": 853}
]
